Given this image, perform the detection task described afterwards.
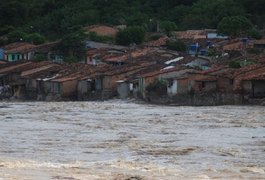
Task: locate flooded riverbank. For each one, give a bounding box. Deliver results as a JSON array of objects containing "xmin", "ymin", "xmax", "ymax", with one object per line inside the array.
[{"xmin": 0, "ymin": 100, "xmax": 264, "ymax": 179}]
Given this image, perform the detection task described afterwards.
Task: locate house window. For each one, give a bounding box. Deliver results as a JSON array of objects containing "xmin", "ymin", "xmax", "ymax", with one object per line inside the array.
[
  {"xmin": 17, "ymin": 54, "xmax": 20, "ymax": 60},
  {"xmin": 12, "ymin": 54, "xmax": 15, "ymax": 60}
]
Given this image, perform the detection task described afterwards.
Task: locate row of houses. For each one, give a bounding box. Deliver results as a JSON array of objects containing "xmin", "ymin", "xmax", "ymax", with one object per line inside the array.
[
  {"xmin": 0, "ymin": 26, "xmax": 264, "ymax": 104},
  {"xmin": 0, "ymin": 41, "xmax": 63, "ymax": 63},
  {"xmin": 1, "ymin": 48, "xmax": 265, "ymax": 105}
]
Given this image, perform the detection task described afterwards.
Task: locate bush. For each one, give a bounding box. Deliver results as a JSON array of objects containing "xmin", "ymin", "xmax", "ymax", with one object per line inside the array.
[
  {"xmin": 146, "ymin": 79, "xmax": 167, "ymax": 95},
  {"xmin": 25, "ymin": 33, "xmax": 46, "ymax": 45},
  {"xmin": 229, "ymin": 60, "xmax": 256, "ymax": 68},
  {"xmin": 159, "ymin": 21, "xmax": 177, "ymax": 36},
  {"xmin": 7, "ymin": 30, "xmax": 27, "ymax": 42},
  {"xmin": 166, "ymin": 40, "xmax": 187, "ymax": 52},
  {"xmin": 248, "ymin": 29, "xmax": 262, "ymax": 39},
  {"xmin": 33, "ymin": 54, "xmax": 47, "ymax": 61},
  {"xmin": 229, "ymin": 61, "xmax": 241, "ymax": 68},
  {"xmin": 147, "ymin": 34, "xmax": 163, "ymax": 41},
  {"xmin": 116, "ymin": 26, "xmax": 146, "ymax": 45}
]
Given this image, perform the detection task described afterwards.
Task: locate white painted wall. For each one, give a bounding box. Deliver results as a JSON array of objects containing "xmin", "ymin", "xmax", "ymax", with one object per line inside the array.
[{"xmin": 167, "ymin": 80, "xmax": 178, "ymax": 96}]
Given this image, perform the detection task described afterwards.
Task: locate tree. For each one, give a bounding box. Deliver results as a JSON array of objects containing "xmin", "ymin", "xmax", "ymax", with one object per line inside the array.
[
  {"xmin": 25, "ymin": 33, "xmax": 46, "ymax": 45},
  {"xmin": 181, "ymin": 0, "xmax": 245, "ymax": 29},
  {"xmin": 159, "ymin": 21, "xmax": 177, "ymax": 36},
  {"xmin": 116, "ymin": 26, "xmax": 146, "ymax": 46},
  {"xmin": 146, "ymin": 78, "xmax": 167, "ymax": 95},
  {"xmin": 166, "ymin": 40, "xmax": 187, "ymax": 52},
  {"xmin": 217, "ymin": 16, "xmax": 254, "ymax": 37},
  {"xmin": 57, "ymin": 30, "xmax": 87, "ymax": 62},
  {"xmin": 7, "ymin": 30, "xmax": 27, "ymax": 43}
]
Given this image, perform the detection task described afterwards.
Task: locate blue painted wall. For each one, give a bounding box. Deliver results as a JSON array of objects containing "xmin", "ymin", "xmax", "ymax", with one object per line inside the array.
[{"xmin": 0, "ymin": 48, "xmax": 4, "ymax": 60}]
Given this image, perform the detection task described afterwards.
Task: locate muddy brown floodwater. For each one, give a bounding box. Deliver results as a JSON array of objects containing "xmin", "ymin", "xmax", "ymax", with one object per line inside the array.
[{"xmin": 0, "ymin": 100, "xmax": 264, "ymax": 180}]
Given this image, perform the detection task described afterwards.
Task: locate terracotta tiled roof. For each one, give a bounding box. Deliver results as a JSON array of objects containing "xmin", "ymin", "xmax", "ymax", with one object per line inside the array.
[
  {"xmin": 141, "ymin": 66, "xmax": 183, "ymax": 78},
  {"xmin": 243, "ymin": 72, "xmax": 265, "ymax": 81},
  {"xmin": 194, "ymin": 76, "xmax": 217, "ymax": 82},
  {"xmin": 32, "ymin": 41, "xmax": 60, "ymax": 53},
  {"xmin": 103, "ymin": 48, "xmax": 155, "ymax": 62},
  {"xmin": 4, "ymin": 43, "xmax": 36, "ymax": 54},
  {"xmin": 234, "ymin": 64, "xmax": 265, "ymax": 77},
  {"xmin": 0, "ymin": 61, "xmax": 33, "ymax": 74},
  {"xmin": 50, "ymin": 63, "xmax": 112, "ymax": 82},
  {"xmin": 175, "ymin": 30, "xmax": 205, "ymax": 40},
  {"xmin": 21, "ymin": 64, "xmax": 61, "ymax": 77},
  {"xmin": 201, "ymin": 66, "xmax": 236, "ymax": 79}
]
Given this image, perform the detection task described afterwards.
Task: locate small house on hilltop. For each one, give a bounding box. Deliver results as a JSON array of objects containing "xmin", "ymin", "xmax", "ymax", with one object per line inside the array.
[{"xmin": 3, "ymin": 42, "xmax": 36, "ymax": 62}]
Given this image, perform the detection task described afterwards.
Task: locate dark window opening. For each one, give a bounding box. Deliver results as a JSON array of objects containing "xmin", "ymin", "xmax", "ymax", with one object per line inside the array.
[
  {"xmin": 168, "ymin": 79, "xmax": 173, "ymax": 87},
  {"xmin": 91, "ymin": 80, "xmax": 96, "ymax": 91},
  {"xmin": 202, "ymin": 82, "xmax": 205, "ymax": 88}
]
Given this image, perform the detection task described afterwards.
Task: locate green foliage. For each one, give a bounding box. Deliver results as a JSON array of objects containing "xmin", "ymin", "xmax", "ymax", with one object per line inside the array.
[
  {"xmin": 146, "ymin": 78, "xmax": 167, "ymax": 95},
  {"xmin": 147, "ymin": 34, "xmax": 163, "ymax": 41},
  {"xmin": 7, "ymin": 30, "xmax": 46, "ymax": 44},
  {"xmin": 56, "ymin": 30, "xmax": 87, "ymax": 62},
  {"xmin": 159, "ymin": 21, "xmax": 177, "ymax": 36},
  {"xmin": 25, "ymin": 33, "xmax": 46, "ymax": 45},
  {"xmin": 0, "ymin": 0, "xmax": 263, "ymax": 42},
  {"xmin": 33, "ymin": 54, "xmax": 47, "ymax": 62},
  {"xmin": 181, "ymin": 0, "xmax": 245, "ymax": 29},
  {"xmin": 229, "ymin": 60, "xmax": 256, "ymax": 68},
  {"xmin": 116, "ymin": 26, "xmax": 146, "ymax": 46},
  {"xmin": 0, "ymin": 26, "xmax": 15, "ymax": 36},
  {"xmin": 229, "ymin": 61, "xmax": 241, "ymax": 68},
  {"xmin": 207, "ymin": 47, "xmax": 221, "ymax": 57},
  {"xmin": 166, "ymin": 40, "xmax": 187, "ymax": 52},
  {"xmin": 247, "ymin": 29, "xmax": 263, "ymax": 40},
  {"xmin": 217, "ymin": 16, "xmax": 254, "ymax": 37},
  {"xmin": 7, "ymin": 30, "xmax": 27, "ymax": 42}
]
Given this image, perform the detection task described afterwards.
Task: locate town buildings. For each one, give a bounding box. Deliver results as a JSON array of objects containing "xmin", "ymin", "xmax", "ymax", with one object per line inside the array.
[{"xmin": 0, "ymin": 28, "xmax": 265, "ymax": 105}]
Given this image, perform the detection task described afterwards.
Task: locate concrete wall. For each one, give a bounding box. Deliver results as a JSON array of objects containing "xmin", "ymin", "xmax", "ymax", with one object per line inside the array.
[
  {"xmin": 117, "ymin": 82, "xmax": 130, "ymax": 99},
  {"xmin": 167, "ymin": 80, "xmax": 177, "ymax": 96}
]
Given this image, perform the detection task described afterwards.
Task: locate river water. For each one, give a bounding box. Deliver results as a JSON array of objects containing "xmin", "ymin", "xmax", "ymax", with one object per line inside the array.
[{"xmin": 0, "ymin": 100, "xmax": 264, "ymax": 179}]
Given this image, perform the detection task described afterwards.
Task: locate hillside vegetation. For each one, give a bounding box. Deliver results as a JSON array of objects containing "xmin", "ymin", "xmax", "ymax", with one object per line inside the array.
[{"xmin": 0, "ymin": 0, "xmax": 264, "ymax": 42}]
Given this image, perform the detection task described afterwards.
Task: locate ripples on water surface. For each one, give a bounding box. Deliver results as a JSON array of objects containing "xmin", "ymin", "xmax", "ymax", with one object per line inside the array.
[{"xmin": 0, "ymin": 100, "xmax": 264, "ymax": 179}]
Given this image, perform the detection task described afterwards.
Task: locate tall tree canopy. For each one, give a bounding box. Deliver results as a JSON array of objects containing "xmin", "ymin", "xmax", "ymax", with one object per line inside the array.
[
  {"xmin": 0, "ymin": 0, "xmax": 263, "ymax": 42},
  {"xmin": 217, "ymin": 16, "xmax": 254, "ymax": 37}
]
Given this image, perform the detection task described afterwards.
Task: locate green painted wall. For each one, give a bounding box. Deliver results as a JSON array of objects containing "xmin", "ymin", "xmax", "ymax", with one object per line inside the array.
[{"xmin": 7, "ymin": 53, "xmax": 23, "ymax": 62}]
